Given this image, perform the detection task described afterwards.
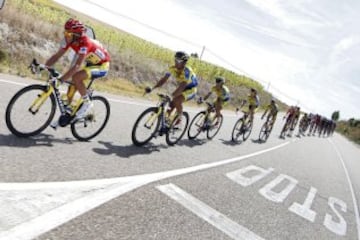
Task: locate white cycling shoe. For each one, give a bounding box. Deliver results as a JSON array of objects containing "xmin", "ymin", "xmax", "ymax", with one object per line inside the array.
[{"xmin": 75, "ymin": 101, "xmax": 94, "ymax": 120}]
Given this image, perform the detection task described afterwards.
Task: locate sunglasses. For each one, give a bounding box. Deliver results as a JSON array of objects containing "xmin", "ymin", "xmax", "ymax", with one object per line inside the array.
[
  {"xmin": 64, "ymin": 30, "xmax": 73, "ymax": 37},
  {"xmin": 175, "ymin": 58, "xmax": 185, "ymax": 64}
]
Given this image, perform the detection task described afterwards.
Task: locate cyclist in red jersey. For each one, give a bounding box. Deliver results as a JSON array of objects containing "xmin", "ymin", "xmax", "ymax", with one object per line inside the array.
[{"xmin": 45, "ymin": 18, "xmax": 110, "ymax": 121}]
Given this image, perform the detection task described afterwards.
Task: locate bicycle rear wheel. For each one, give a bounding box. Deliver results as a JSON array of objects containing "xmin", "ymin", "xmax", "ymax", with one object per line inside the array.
[
  {"xmin": 5, "ymin": 84, "xmax": 56, "ymax": 137},
  {"xmin": 166, "ymin": 112, "xmax": 189, "ymax": 146},
  {"xmin": 131, "ymin": 107, "xmax": 160, "ymax": 146},
  {"xmin": 280, "ymin": 122, "xmax": 289, "ymax": 138},
  {"xmin": 188, "ymin": 111, "xmax": 206, "ymax": 140},
  {"xmin": 207, "ymin": 114, "xmax": 223, "ymax": 140},
  {"xmin": 71, "ymin": 96, "xmax": 110, "ymax": 141},
  {"xmin": 242, "ymin": 120, "xmax": 253, "ymax": 141},
  {"xmin": 231, "ymin": 118, "xmax": 244, "ymax": 143}
]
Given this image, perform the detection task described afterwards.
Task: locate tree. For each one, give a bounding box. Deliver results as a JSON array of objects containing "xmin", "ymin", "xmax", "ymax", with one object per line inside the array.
[{"xmin": 331, "ymin": 111, "xmax": 340, "ymax": 121}]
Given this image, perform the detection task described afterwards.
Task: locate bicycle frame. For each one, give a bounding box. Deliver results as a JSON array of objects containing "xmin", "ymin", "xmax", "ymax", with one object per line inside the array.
[{"xmin": 145, "ymin": 94, "xmax": 172, "ymax": 135}]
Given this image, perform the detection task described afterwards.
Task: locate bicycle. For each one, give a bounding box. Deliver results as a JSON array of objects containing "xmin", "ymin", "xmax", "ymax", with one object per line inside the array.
[
  {"xmin": 280, "ymin": 115, "xmax": 293, "ymax": 138},
  {"xmin": 258, "ymin": 116, "xmax": 275, "ymax": 142},
  {"xmin": 187, "ymin": 101, "xmax": 223, "ymax": 140},
  {"xmin": 5, "ymin": 59, "xmax": 110, "ymax": 141},
  {"xmin": 131, "ymin": 93, "xmax": 189, "ymax": 146},
  {"xmin": 231, "ymin": 109, "xmax": 253, "ymax": 143}
]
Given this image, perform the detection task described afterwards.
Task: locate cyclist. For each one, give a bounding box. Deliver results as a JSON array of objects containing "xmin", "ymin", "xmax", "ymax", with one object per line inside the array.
[
  {"xmin": 291, "ymin": 106, "xmax": 301, "ymax": 131},
  {"xmin": 244, "ymin": 88, "xmax": 260, "ymax": 123},
  {"xmin": 261, "ymin": 99, "xmax": 278, "ymax": 127},
  {"xmin": 45, "ymin": 18, "xmax": 110, "ymax": 123},
  {"xmin": 201, "ymin": 76, "xmax": 230, "ymax": 124},
  {"xmin": 145, "ymin": 51, "xmax": 198, "ymax": 123}
]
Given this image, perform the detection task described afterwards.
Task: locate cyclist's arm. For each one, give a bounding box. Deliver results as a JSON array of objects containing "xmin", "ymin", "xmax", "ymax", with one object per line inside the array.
[
  {"xmin": 152, "ymin": 75, "xmax": 169, "ymax": 90},
  {"xmin": 203, "ymin": 91, "xmax": 212, "ymax": 101},
  {"xmin": 172, "ymin": 81, "xmax": 187, "ymax": 98},
  {"xmin": 60, "ymin": 53, "xmax": 86, "ymax": 81},
  {"xmin": 45, "ymin": 48, "xmax": 67, "ymax": 67},
  {"xmin": 262, "ymin": 109, "xmax": 268, "ymax": 119}
]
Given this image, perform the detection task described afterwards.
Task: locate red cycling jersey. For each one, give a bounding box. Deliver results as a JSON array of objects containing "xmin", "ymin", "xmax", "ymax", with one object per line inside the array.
[{"xmin": 62, "ymin": 35, "xmax": 110, "ymax": 65}]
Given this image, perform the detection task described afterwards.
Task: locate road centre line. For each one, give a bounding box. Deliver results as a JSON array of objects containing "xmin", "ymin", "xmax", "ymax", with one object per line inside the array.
[
  {"xmin": 157, "ymin": 183, "xmax": 265, "ymax": 240},
  {"xmin": 329, "ymin": 138, "xmax": 360, "ymax": 240},
  {"xmin": 0, "ymin": 141, "xmax": 290, "ymax": 240}
]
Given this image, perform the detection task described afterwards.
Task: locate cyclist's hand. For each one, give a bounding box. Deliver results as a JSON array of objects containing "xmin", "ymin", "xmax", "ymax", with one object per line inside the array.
[
  {"xmin": 28, "ymin": 59, "xmax": 39, "ymax": 74},
  {"xmin": 197, "ymin": 97, "xmax": 203, "ymax": 104},
  {"xmin": 145, "ymin": 86, "xmax": 152, "ymax": 94}
]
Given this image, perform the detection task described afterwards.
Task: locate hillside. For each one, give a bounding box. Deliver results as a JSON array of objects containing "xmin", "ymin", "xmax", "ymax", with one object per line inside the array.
[
  {"xmin": 336, "ymin": 120, "xmax": 360, "ymax": 145},
  {"xmin": 0, "ymin": 0, "xmax": 287, "ymax": 109}
]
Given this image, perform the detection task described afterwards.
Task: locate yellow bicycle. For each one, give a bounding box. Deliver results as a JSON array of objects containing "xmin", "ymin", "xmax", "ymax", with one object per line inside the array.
[
  {"xmin": 5, "ymin": 59, "xmax": 110, "ymax": 141},
  {"xmin": 131, "ymin": 93, "xmax": 189, "ymax": 146},
  {"xmin": 187, "ymin": 101, "xmax": 223, "ymax": 140}
]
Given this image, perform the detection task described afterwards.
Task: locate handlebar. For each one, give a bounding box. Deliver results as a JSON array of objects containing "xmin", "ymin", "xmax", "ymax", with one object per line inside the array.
[
  {"xmin": 28, "ymin": 58, "xmax": 72, "ymax": 86},
  {"xmin": 29, "ymin": 58, "xmax": 61, "ymax": 78},
  {"xmin": 157, "ymin": 93, "xmax": 171, "ymax": 102}
]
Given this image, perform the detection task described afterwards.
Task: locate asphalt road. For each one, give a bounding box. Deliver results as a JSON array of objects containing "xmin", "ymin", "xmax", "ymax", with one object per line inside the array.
[{"xmin": 0, "ymin": 74, "xmax": 359, "ymax": 240}]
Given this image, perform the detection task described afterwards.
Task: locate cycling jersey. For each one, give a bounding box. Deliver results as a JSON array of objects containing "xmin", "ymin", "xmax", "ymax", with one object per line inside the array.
[
  {"xmin": 211, "ymin": 85, "xmax": 230, "ymax": 101},
  {"xmin": 61, "ymin": 36, "xmax": 110, "ymax": 65},
  {"xmin": 265, "ymin": 103, "xmax": 278, "ymax": 115},
  {"xmin": 165, "ymin": 66, "xmax": 198, "ymax": 90},
  {"xmin": 248, "ymin": 94, "xmax": 260, "ymax": 107}
]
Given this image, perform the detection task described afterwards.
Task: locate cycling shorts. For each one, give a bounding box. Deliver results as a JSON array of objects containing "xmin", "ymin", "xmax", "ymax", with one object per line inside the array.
[
  {"xmin": 83, "ymin": 62, "xmax": 110, "ymax": 80},
  {"xmin": 214, "ymin": 97, "xmax": 229, "ymax": 107},
  {"xmin": 182, "ymin": 87, "xmax": 197, "ymax": 101}
]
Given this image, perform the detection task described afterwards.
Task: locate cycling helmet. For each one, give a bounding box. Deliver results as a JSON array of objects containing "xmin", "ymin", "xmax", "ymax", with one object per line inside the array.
[
  {"xmin": 271, "ymin": 98, "xmax": 276, "ymax": 104},
  {"xmin": 64, "ymin": 18, "xmax": 85, "ymax": 34},
  {"xmin": 174, "ymin": 51, "xmax": 189, "ymax": 62},
  {"xmin": 215, "ymin": 76, "xmax": 225, "ymax": 84},
  {"xmin": 251, "ymin": 88, "xmax": 257, "ymax": 94}
]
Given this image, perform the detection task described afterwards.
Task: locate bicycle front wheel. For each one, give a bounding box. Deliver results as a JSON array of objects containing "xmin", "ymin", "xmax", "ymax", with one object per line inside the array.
[
  {"xmin": 71, "ymin": 96, "xmax": 110, "ymax": 141},
  {"xmin": 207, "ymin": 114, "xmax": 223, "ymax": 140},
  {"xmin": 131, "ymin": 107, "xmax": 160, "ymax": 146},
  {"xmin": 5, "ymin": 84, "xmax": 56, "ymax": 137},
  {"xmin": 166, "ymin": 112, "xmax": 189, "ymax": 146},
  {"xmin": 188, "ymin": 111, "xmax": 206, "ymax": 140},
  {"xmin": 231, "ymin": 118, "xmax": 244, "ymax": 143},
  {"xmin": 259, "ymin": 122, "xmax": 270, "ymax": 142}
]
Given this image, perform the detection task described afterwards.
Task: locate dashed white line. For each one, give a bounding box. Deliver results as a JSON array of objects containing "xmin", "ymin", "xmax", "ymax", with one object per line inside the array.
[{"xmin": 157, "ymin": 183, "xmax": 265, "ymax": 240}]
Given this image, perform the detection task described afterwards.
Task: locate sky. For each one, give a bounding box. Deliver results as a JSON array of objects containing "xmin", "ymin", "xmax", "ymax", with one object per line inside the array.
[{"xmin": 54, "ymin": 0, "xmax": 359, "ymax": 119}]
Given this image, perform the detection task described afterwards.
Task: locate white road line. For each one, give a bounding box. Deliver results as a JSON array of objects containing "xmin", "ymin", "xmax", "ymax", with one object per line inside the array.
[
  {"xmin": 329, "ymin": 138, "xmax": 360, "ymax": 240},
  {"xmin": 157, "ymin": 183, "xmax": 265, "ymax": 240},
  {"xmin": 0, "ymin": 141, "xmax": 290, "ymax": 240},
  {"xmin": 0, "ymin": 79, "xmax": 28, "ymax": 86}
]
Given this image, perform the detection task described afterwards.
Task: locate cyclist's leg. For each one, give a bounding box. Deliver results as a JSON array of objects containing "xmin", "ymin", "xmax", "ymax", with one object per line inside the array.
[
  {"xmin": 75, "ymin": 62, "xmax": 109, "ymax": 117},
  {"xmin": 215, "ymin": 98, "xmax": 222, "ymax": 118},
  {"xmin": 249, "ymin": 105, "xmax": 255, "ymax": 123}
]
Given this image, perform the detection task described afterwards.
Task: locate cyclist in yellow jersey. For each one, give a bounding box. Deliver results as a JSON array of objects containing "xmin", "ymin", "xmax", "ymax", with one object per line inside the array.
[
  {"xmin": 146, "ymin": 51, "xmax": 197, "ymax": 119},
  {"xmin": 202, "ymin": 76, "xmax": 230, "ymax": 120},
  {"xmin": 261, "ymin": 99, "xmax": 278, "ymax": 125},
  {"xmin": 246, "ymin": 88, "xmax": 260, "ymax": 123}
]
